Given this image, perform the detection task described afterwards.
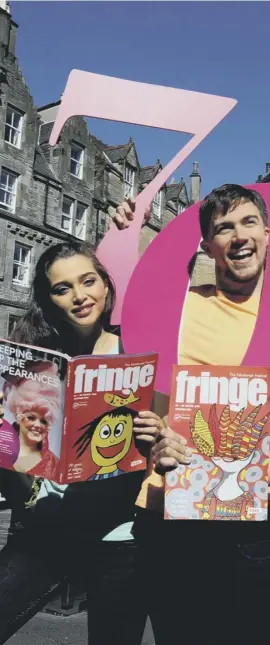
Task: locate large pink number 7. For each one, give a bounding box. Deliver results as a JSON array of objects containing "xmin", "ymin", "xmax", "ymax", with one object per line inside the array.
[{"xmin": 49, "ymin": 70, "xmax": 237, "ymax": 322}]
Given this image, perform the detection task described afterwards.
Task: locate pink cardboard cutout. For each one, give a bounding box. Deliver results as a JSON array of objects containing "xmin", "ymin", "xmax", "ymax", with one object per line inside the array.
[
  {"xmin": 121, "ymin": 183, "xmax": 270, "ymax": 395},
  {"xmin": 49, "ymin": 70, "xmax": 237, "ymax": 322}
]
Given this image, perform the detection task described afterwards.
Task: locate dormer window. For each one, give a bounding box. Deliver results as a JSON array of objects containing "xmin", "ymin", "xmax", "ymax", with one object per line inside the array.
[
  {"xmin": 5, "ymin": 105, "xmax": 23, "ymax": 148},
  {"xmin": 70, "ymin": 142, "xmax": 84, "ymax": 179},
  {"xmin": 152, "ymin": 191, "xmax": 161, "ymax": 218},
  {"xmin": 124, "ymin": 164, "xmax": 134, "ymax": 199}
]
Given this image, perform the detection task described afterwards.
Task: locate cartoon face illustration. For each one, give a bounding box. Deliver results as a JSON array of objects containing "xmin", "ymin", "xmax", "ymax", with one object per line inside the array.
[
  {"xmin": 73, "ymin": 405, "xmax": 136, "ymax": 475},
  {"xmin": 90, "ymin": 411, "xmax": 133, "ymax": 468}
]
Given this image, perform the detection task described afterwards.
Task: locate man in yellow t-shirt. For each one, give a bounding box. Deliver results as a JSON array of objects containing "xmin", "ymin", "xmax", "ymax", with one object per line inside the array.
[
  {"xmin": 178, "ymin": 186, "xmax": 268, "ymax": 366},
  {"xmin": 114, "ymin": 185, "xmax": 270, "ymax": 645},
  {"xmin": 135, "ymin": 185, "xmax": 269, "ymax": 512}
]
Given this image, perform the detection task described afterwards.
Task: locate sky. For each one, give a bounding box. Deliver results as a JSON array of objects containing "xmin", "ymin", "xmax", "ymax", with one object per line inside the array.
[{"xmin": 10, "ymin": 1, "xmax": 270, "ymax": 197}]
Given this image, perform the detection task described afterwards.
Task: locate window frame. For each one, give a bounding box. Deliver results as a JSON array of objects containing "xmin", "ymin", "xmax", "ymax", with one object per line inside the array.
[
  {"xmin": 75, "ymin": 202, "xmax": 87, "ymax": 240},
  {"xmin": 152, "ymin": 190, "xmax": 162, "ymax": 219},
  {"xmin": 12, "ymin": 242, "xmax": 31, "ymax": 287},
  {"xmin": 8, "ymin": 313, "xmax": 21, "ymax": 338},
  {"xmin": 5, "ymin": 105, "xmax": 23, "ymax": 148},
  {"xmin": 61, "ymin": 196, "xmax": 75, "ymax": 234},
  {"xmin": 178, "ymin": 203, "xmax": 185, "ymax": 215},
  {"xmin": 0, "ymin": 168, "xmax": 18, "ymax": 213},
  {"xmin": 61, "ymin": 196, "xmax": 88, "ymax": 239},
  {"xmin": 70, "ymin": 142, "xmax": 84, "ymax": 179},
  {"xmin": 124, "ymin": 163, "xmax": 135, "ymax": 199}
]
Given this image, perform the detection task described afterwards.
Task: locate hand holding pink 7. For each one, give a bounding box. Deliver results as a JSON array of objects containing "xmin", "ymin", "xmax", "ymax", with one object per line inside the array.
[{"xmin": 111, "ymin": 198, "xmax": 151, "ymax": 230}]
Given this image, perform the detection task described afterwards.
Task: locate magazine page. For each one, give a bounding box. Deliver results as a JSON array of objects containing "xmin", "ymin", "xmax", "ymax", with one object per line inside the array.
[
  {"xmin": 60, "ymin": 353, "xmax": 158, "ymax": 484},
  {"xmin": 0, "ymin": 339, "xmax": 68, "ymax": 481},
  {"xmin": 164, "ymin": 365, "xmax": 270, "ymax": 522}
]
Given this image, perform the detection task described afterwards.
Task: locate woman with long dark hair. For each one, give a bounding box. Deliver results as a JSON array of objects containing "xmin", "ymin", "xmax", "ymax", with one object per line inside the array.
[
  {"xmin": 0, "ymin": 239, "xmax": 162, "ymax": 645},
  {"xmin": 12, "ymin": 240, "xmax": 117, "ymax": 354}
]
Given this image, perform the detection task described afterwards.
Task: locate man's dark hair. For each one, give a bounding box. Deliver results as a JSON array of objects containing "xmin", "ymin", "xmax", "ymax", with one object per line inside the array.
[{"xmin": 199, "ymin": 184, "xmax": 268, "ymax": 240}]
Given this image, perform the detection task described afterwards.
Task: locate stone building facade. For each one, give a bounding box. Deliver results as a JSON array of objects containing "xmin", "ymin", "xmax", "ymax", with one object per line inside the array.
[{"xmin": 0, "ymin": 4, "xmax": 201, "ymax": 339}]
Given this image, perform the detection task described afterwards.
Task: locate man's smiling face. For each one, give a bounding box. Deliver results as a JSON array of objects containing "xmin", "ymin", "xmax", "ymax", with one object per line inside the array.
[{"xmin": 202, "ymin": 199, "xmax": 269, "ymax": 286}]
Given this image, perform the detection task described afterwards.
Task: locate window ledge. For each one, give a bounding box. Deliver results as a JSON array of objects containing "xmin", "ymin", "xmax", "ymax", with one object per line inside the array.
[
  {"xmin": 68, "ymin": 172, "xmax": 83, "ymax": 181},
  {"xmin": 12, "ymin": 282, "xmax": 30, "ymax": 293},
  {"xmin": 0, "ymin": 205, "xmax": 15, "ymax": 214},
  {"xmin": 4, "ymin": 141, "xmax": 21, "ymax": 151}
]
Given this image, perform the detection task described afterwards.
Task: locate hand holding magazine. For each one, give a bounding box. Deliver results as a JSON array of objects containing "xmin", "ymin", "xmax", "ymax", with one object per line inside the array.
[{"xmin": 0, "ymin": 338, "xmax": 158, "ymax": 483}]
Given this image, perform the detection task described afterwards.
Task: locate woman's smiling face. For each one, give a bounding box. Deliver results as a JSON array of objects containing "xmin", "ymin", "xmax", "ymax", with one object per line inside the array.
[
  {"xmin": 48, "ymin": 254, "xmax": 108, "ymax": 331},
  {"xmin": 19, "ymin": 410, "xmax": 48, "ymax": 445}
]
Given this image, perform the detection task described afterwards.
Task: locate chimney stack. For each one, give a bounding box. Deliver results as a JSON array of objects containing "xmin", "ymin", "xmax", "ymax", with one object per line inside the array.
[
  {"xmin": 0, "ymin": 1, "xmax": 17, "ymax": 58},
  {"xmin": 0, "ymin": 1, "xmax": 10, "ymax": 13},
  {"xmin": 190, "ymin": 161, "xmax": 201, "ymax": 204}
]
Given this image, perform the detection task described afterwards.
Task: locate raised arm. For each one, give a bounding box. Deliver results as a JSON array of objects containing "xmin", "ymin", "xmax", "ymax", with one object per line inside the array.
[{"xmin": 95, "ymin": 197, "xmax": 151, "ymax": 324}]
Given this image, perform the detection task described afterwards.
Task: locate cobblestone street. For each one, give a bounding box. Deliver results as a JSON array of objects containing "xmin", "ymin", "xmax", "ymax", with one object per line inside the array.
[
  {"xmin": 5, "ymin": 612, "xmax": 154, "ymax": 645},
  {"xmin": 0, "ymin": 507, "xmax": 154, "ymax": 645}
]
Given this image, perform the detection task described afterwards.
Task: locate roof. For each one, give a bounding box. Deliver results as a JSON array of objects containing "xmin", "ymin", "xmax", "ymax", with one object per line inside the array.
[
  {"xmin": 166, "ymin": 180, "xmax": 185, "ymax": 202},
  {"xmin": 104, "ymin": 142, "xmax": 131, "ymax": 163},
  {"xmin": 39, "ymin": 121, "xmax": 54, "ymax": 145},
  {"xmin": 37, "ymin": 101, "xmax": 61, "ymax": 112},
  {"xmin": 258, "ymin": 173, "xmax": 270, "ymax": 184},
  {"xmin": 90, "ymin": 134, "xmax": 107, "ymax": 152},
  {"xmin": 139, "ymin": 162, "xmax": 161, "ymax": 184},
  {"xmin": 39, "ymin": 122, "xmax": 54, "ymax": 145},
  {"xmin": 33, "ymin": 146, "xmax": 59, "ymax": 182}
]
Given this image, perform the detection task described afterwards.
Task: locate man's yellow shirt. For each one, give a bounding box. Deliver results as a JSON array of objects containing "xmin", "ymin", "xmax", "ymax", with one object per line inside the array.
[{"xmin": 136, "ymin": 285, "xmax": 260, "ymax": 511}]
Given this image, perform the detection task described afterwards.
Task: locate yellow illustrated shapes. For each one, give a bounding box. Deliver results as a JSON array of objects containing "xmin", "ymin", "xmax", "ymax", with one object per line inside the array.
[{"xmin": 104, "ymin": 390, "xmax": 140, "ymax": 408}]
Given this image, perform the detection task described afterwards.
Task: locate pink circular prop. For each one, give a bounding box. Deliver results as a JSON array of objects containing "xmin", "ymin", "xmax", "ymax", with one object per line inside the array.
[{"xmin": 122, "ymin": 184, "xmax": 270, "ymax": 395}]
